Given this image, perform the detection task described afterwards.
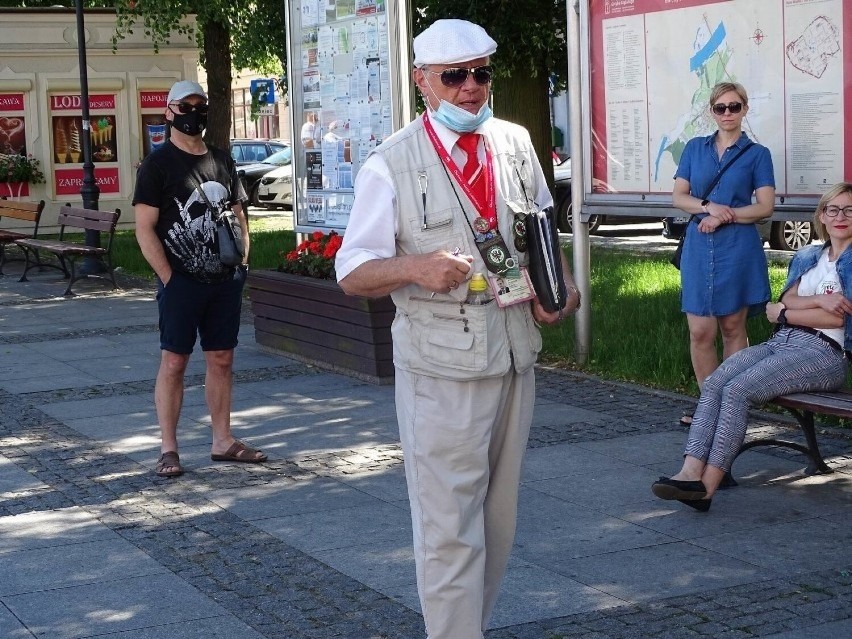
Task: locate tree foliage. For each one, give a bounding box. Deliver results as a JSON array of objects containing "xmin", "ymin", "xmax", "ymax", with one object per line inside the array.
[{"xmin": 414, "ymin": 1, "xmax": 569, "ymax": 183}]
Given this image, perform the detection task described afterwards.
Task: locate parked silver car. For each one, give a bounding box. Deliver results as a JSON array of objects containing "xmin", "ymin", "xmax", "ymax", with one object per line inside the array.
[{"xmin": 553, "ymin": 157, "xmax": 661, "ymax": 233}]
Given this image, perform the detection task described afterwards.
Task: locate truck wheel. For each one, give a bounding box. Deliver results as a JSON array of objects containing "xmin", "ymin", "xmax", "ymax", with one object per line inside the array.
[{"xmin": 769, "ymin": 221, "xmax": 812, "ymax": 251}]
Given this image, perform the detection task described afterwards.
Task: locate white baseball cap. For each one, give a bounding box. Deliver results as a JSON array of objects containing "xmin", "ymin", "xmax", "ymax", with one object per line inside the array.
[
  {"xmin": 167, "ymin": 80, "xmax": 207, "ymax": 104},
  {"xmin": 413, "ymin": 19, "xmax": 497, "ymax": 67}
]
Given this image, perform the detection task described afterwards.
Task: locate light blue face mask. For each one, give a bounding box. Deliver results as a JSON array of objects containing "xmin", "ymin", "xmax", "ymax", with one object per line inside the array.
[
  {"xmin": 423, "ymin": 73, "xmax": 493, "ymax": 132},
  {"xmin": 431, "ymin": 100, "xmax": 493, "ymax": 132}
]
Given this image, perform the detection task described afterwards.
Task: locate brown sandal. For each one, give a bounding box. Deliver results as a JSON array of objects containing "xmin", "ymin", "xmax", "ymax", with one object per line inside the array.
[
  {"xmin": 211, "ymin": 440, "xmax": 267, "ymax": 463},
  {"xmin": 156, "ymin": 451, "xmax": 184, "ymax": 477}
]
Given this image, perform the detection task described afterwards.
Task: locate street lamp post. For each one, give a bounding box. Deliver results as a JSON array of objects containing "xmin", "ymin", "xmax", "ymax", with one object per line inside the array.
[{"xmin": 75, "ymin": 0, "xmax": 104, "ymax": 274}]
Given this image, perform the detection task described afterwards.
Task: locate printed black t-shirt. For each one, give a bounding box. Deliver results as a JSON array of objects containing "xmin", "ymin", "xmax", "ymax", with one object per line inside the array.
[{"xmin": 132, "ymin": 141, "xmax": 246, "ymax": 283}]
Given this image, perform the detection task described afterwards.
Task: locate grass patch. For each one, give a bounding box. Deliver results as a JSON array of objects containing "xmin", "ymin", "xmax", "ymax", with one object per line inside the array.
[
  {"xmin": 105, "ymin": 227, "xmax": 802, "ymax": 398},
  {"xmin": 538, "ymin": 246, "xmax": 790, "ymax": 396},
  {"xmin": 109, "ymin": 226, "xmax": 296, "ymax": 280}
]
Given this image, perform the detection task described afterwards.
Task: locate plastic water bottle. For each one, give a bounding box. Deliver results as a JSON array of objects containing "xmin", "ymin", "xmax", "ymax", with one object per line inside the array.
[{"xmin": 465, "ymin": 272, "xmax": 492, "ymax": 305}]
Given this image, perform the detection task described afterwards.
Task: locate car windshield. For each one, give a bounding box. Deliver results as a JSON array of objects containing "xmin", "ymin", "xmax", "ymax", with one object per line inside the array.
[{"xmin": 262, "ymin": 148, "xmax": 292, "ymax": 166}]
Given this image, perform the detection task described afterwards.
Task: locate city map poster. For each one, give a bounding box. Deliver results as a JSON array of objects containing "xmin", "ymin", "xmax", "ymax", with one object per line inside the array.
[{"xmin": 588, "ymin": 0, "xmax": 851, "ymax": 198}]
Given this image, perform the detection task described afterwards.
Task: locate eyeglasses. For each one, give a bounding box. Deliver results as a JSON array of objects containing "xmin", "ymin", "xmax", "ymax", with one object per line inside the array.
[
  {"xmin": 169, "ymin": 102, "xmax": 209, "ymax": 115},
  {"xmin": 823, "ymin": 205, "xmax": 852, "ymax": 218},
  {"xmin": 711, "ymin": 102, "xmax": 743, "ymax": 115},
  {"xmin": 426, "ymin": 65, "xmax": 493, "ymax": 88}
]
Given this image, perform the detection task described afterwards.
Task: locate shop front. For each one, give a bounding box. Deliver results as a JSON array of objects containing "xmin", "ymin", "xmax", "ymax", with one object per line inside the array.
[{"xmin": 0, "ymin": 7, "xmax": 198, "ymax": 231}]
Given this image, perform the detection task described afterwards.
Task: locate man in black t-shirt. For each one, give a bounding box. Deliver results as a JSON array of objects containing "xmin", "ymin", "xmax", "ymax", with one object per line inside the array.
[{"xmin": 133, "ymin": 80, "xmax": 266, "ymax": 478}]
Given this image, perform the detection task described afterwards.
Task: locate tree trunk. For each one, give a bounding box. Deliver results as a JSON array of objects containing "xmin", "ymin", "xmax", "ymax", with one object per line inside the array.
[
  {"xmin": 492, "ymin": 72, "xmax": 554, "ymax": 188},
  {"xmin": 203, "ymin": 20, "xmax": 232, "ymax": 151}
]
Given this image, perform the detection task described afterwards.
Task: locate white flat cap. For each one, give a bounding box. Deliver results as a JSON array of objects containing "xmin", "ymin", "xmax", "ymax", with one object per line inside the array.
[
  {"xmin": 167, "ymin": 80, "xmax": 207, "ymax": 104},
  {"xmin": 413, "ymin": 19, "xmax": 497, "ymax": 67}
]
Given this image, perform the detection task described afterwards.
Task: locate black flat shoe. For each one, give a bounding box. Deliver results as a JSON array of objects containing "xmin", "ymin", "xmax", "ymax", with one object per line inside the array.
[
  {"xmin": 679, "ymin": 412, "xmax": 694, "ymax": 427},
  {"xmin": 678, "ymin": 497, "xmax": 712, "ymax": 512},
  {"xmin": 652, "ymin": 477, "xmax": 708, "ymax": 501}
]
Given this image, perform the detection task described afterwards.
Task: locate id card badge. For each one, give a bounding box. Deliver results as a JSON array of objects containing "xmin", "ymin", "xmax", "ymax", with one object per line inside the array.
[{"xmin": 488, "ymin": 267, "xmax": 536, "ymax": 308}]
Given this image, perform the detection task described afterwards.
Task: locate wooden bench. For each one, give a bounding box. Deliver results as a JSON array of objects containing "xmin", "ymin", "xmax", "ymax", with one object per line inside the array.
[
  {"xmin": 0, "ymin": 199, "xmax": 45, "ymax": 275},
  {"xmin": 15, "ymin": 205, "xmax": 121, "ymax": 296},
  {"xmin": 727, "ymin": 389, "xmax": 852, "ymax": 484}
]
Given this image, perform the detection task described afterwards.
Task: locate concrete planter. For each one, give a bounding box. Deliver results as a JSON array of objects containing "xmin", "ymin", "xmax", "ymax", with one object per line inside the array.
[{"xmin": 246, "ymin": 269, "xmax": 395, "ymax": 384}]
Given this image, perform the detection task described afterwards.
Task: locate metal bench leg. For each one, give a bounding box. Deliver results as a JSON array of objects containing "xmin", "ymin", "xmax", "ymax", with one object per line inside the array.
[
  {"xmin": 727, "ymin": 407, "xmax": 833, "ymax": 484},
  {"xmin": 63, "ymin": 256, "xmax": 78, "ymax": 296},
  {"xmin": 18, "ymin": 245, "xmax": 34, "ymax": 282},
  {"xmin": 796, "ymin": 410, "xmax": 833, "ymax": 475},
  {"xmin": 105, "ymin": 255, "xmax": 118, "ymax": 289}
]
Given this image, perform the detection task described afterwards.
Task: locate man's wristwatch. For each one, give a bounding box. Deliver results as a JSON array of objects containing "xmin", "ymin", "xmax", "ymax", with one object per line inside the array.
[
  {"xmin": 777, "ymin": 303, "xmax": 787, "ymax": 325},
  {"xmin": 700, "ymin": 199, "xmax": 710, "ymax": 213}
]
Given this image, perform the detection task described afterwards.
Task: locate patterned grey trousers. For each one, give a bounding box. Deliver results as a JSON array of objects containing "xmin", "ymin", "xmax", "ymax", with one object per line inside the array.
[{"xmin": 684, "ymin": 327, "xmax": 848, "ymax": 471}]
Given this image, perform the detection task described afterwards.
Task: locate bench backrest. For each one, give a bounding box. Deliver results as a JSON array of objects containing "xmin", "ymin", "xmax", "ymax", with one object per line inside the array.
[
  {"xmin": 58, "ymin": 205, "xmax": 121, "ymax": 248},
  {"xmin": 0, "ymin": 199, "xmax": 45, "ymax": 236}
]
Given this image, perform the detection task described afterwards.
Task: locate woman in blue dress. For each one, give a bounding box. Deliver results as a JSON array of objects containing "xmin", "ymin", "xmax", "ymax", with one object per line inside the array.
[{"xmin": 673, "ymin": 82, "xmax": 776, "ymax": 422}]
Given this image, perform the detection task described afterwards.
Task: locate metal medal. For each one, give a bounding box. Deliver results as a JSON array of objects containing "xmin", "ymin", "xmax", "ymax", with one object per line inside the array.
[
  {"xmin": 513, "ymin": 214, "xmax": 528, "ymax": 252},
  {"xmin": 473, "ymin": 216, "xmax": 491, "ymax": 233}
]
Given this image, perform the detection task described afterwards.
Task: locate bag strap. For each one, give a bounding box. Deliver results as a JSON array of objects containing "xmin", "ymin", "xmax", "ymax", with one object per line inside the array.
[
  {"xmin": 698, "ymin": 141, "xmax": 755, "ymax": 201},
  {"xmin": 678, "ymin": 141, "xmax": 755, "ymax": 229}
]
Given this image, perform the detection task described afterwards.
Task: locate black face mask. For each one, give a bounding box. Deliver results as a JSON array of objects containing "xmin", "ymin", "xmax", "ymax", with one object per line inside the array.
[{"xmin": 171, "ymin": 111, "xmax": 207, "ymax": 136}]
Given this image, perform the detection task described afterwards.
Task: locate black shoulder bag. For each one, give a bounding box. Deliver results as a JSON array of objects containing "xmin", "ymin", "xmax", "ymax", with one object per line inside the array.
[
  {"xmin": 670, "ymin": 141, "xmax": 754, "ymax": 270},
  {"xmin": 189, "ymin": 175, "xmax": 245, "ymax": 267}
]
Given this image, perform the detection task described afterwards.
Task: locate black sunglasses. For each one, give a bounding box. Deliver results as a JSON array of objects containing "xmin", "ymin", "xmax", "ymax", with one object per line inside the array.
[
  {"xmin": 711, "ymin": 102, "xmax": 743, "ymax": 115},
  {"xmin": 169, "ymin": 101, "xmax": 209, "ymax": 115},
  {"xmin": 427, "ymin": 65, "xmax": 493, "ymax": 88}
]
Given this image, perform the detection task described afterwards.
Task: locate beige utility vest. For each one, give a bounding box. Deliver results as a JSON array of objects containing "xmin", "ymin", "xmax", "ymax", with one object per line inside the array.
[{"xmin": 374, "ymin": 116, "xmax": 543, "ymax": 380}]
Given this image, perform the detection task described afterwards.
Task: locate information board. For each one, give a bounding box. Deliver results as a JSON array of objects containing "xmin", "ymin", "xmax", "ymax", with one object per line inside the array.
[
  {"xmin": 285, "ymin": 0, "xmax": 412, "ymax": 233},
  {"xmin": 583, "ymin": 0, "xmax": 851, "ymax": 208}
]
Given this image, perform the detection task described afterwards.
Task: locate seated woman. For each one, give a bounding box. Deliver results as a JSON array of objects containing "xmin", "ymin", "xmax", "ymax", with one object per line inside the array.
[{"xmin": 653, "ymin": 182, "xmax": 852, "ymax": 511}]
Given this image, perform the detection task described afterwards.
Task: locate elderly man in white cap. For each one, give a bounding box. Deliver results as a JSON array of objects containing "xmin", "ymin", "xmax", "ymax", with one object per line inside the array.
[
  {"xmin": 133, "ymin": 80, "xmax": 265, "ymax": 479},
  {"xmin": 335, "ymin": 18, "xmax": 579, "ymax": 639}
]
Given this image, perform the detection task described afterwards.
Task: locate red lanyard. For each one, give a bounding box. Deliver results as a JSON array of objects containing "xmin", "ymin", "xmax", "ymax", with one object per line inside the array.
[{"xmin": 422, "ymin": 112, "xmax": 496, "ymax": 227}]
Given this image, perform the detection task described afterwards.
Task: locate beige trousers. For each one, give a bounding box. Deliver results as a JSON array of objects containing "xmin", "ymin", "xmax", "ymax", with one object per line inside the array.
[{"xmin": 395, "ymin": 366, "xmax": 535, "ymax": 639}]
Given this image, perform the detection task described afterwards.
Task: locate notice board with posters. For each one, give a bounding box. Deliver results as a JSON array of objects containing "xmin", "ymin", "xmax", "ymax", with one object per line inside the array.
[
  {"xmin": 285, "ymin": 0, "xmax": 413, "ymax": 233},
  {"xmin": 578, "ymin": 0, "xmax": 851, "ymax": 216}
]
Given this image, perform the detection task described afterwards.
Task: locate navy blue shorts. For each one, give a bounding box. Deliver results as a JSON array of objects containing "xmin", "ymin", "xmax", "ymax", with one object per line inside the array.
[{"xmin": 156, "ymin": 267, "xmax": 246, "ymax": 354}]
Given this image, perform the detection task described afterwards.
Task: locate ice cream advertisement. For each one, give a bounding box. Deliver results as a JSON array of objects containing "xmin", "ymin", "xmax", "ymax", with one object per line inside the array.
[{"xmin": 49, "ymin": 93, "xmax": 120, "ymax": 194}]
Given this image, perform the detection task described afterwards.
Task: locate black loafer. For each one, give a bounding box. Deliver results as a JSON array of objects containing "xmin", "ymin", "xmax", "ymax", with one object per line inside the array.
[
  {"xmin": 678, "ymin": 497, "xmax": 712, "ymax": 512},
  {"xmin": 652, "ymin": 476, "xmax": 707, "ymax": 501}
]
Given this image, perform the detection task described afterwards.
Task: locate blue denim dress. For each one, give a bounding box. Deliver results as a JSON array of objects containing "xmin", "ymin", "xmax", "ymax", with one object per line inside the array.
[{"xmin": 675, "ymin": 132, "xmax": 775, "ymax": 317}]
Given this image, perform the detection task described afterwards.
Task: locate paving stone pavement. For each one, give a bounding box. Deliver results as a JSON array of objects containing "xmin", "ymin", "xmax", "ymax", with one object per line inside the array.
[{"xmin": 0, "ymin": 263, "xmax": 849, "ymax": 639}]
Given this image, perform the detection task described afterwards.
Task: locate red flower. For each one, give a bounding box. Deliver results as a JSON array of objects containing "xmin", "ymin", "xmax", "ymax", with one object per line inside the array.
[{"xmin": 279, "ymin": 230, "xmax": 341, "ymax": 280}]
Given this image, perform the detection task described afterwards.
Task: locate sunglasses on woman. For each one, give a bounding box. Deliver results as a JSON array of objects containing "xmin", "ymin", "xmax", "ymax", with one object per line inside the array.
[
  {"xmin": 426, "ymin": 65, "xmax": 494, "ymax": 88},
  {"xmin": 711, "ymin": 102, "xmax": 743, "ymax": 115},
  {"xmin": 169, "ymin": 102, "xmax": 210, "ymax": 115}
]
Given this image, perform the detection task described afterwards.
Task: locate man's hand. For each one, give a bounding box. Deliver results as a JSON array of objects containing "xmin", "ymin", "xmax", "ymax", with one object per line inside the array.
[
  {"xmin": 419, "ymin": 249, "xmax": 474, "ymax": 295},
  {"xmin": 532, "ymin": 287, "xmax": 580, "ymax": 325}
]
